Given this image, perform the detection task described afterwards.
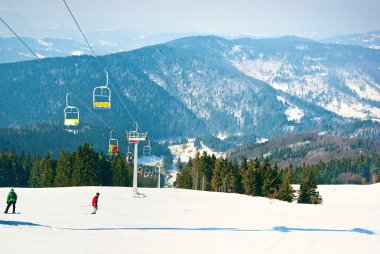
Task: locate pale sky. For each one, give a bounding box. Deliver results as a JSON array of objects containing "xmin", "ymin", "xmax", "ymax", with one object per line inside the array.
[{"xmin": 1, "ymin": 0, "xmax": 380, "ymax": 39}]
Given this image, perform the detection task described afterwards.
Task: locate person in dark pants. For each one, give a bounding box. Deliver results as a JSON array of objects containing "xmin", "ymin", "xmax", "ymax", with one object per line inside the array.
[
  {"xmin": 4, "ymin": 189, "xmax": 17, "ymax": 214},
  {"xmin": 91, "ymin": 192, "xmax": 100, "ymax": 214}
]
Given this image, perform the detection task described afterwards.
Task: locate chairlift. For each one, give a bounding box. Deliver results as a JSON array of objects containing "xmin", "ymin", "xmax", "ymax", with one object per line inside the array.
[
  {"xmin": 64, "ymin": 92, "xmax": 79, "ymax": 127},
  {"xmin": 126, "ymin": 146, "xmax": 133, "ymax": 163},
  {"xmin": 108, "ymin": 130, "xmax": 119, "ymax": 154},
  {"xmin": 127, "ymin": 123, "xmax": 147, "ymax": 144},
  {"xmin": 93, "ymin": 69, "xmax": 111, "ymax": 109},
  {"xmin": 143, "ymin": 139, "xmax": 151, "ymax": 156}
]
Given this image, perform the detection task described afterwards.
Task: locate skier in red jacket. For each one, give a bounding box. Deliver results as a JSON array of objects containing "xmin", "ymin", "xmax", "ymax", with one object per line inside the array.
[{"xmin": 91, "ymin": 192, "xmax": 100, "ymax": 214}]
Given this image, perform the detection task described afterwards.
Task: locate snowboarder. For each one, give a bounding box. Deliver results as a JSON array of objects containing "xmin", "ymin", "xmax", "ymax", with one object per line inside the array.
[
  {"xmin": 108, "ymin": 144, "xmax": 113, "ymax": 154},
  {"xmin": 4, "ymin": 189, "xmax": 17, "ymax": 214},
  {"xmin": 91, "ymin": 192, "xmax": 99, "ymax": 214}
]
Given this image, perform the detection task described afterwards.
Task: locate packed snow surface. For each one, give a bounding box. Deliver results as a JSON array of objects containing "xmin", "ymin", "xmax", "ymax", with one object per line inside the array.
[{"xmin": 1, "ymin": 184, "xmax": 380, "ymax": 254}]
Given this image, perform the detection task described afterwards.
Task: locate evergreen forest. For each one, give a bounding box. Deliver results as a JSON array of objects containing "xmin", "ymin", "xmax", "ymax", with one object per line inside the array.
[
  {"xmin": 175, "ymin": 151, "xmax": 380, "ymax": 204},
  {"xmin": 0, "ymin": 144, "xmax": 166, "ymax": 189}
]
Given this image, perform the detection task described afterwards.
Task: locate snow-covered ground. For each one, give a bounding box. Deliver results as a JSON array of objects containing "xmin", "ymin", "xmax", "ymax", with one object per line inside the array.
[
  {"xmin": 169, "ymin": 139, "xmax": 226, "ymax": 163},
  {"xmin": 1, "ymin": 184, "xmax": 380, "ymax": 254}
]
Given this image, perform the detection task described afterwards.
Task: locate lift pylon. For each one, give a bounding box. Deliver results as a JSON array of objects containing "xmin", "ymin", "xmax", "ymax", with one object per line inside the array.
[{"xmin": 126, "ymin": 123, "xmax": 147, "ymax": 197}]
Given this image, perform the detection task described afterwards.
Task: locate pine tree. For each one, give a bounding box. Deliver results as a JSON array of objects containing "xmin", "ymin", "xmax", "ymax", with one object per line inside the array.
[
  {"xmin": 226, "ymin": 160, "xmax": 235, "ymax": 193},
  {"xmin": 233, "ymin": 160, "xmax": 243, "ymax": 194},
  {"xmin": 55, "ymin": 151, "xmax": 71, "ymax": 187},
  {"xmin": 277, "ymin": 166, "xmax": 295, "ymax": 202},
  {"xmin": 29, "ymin": 157, "xmax": 43, "ymax": 187},
  {"xmin": 71, "ymin": 148, "xmax": 83, "ymax": 186},
  {"xmin": 112, "ymin": 154, "xmax": 130, "ymax": 186},
  {"xmin": 242, "ymin": 158, "xmax": 262, "ymax": 196},
  {"xmin": 174, "ymin": 158, "xmax": 193, "ymax": 189},
  {"xmin": 191, "ymin": 150, "xmax": 201, "ymax": 190},
  {"xmin": 174, "ymin": 163, "xmax": 184, "ymax": 188},
  {"xmin": 220, "ymin": 159, "xmax": 228, "ymax": 192},
  {"xmin": 200, "ymin": 152, "xmax": 213, "ymax": 191},
  {"xmin": 81, "ymin": 143, "xmax": 100, "ymax": 186},
  {"xmin": 98, "ymin": 153, "xmax": 112, "ymax": 186},
  {"xmin": 40, "ymin": 154, "xmax": 55, "ymax": 187},
  {"xmin": 261, "ymin": 159, "xmax": 281, "ymax": 198},
  {"xmin": 298, "ymin": 169, "xmax": 323, "ymax": 204},
  {"xmin": 211, "ymin": 159, "xmax": 222, "ymax": 192},
  {"xmin": 71, "ymin": 144, "xmax": 100, "ymax": 186}
]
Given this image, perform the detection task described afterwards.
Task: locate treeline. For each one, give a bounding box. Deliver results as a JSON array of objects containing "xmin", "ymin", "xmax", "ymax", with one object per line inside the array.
[
  {"xmin": 175, "ymin": 151, "xmax": 322, "ymax": 204},
  {"xmin": 0, "ymin": 122, "xmax": 173, "ymax": 159},
  {"xmin": 0, "ymin": 144, "xmax": 164, "ymax": 188},
  {"xmin": 293, "ymin": 153, "xmax": 380, "ymax": 184}
]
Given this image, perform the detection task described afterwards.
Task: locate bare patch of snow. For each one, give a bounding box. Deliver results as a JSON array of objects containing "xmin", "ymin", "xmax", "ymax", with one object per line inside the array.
[
  {"xmin": 217, "ymin": 133, "xmax": 229, "ymax": 141},
  {"xmin": 99, "ymin": 40, "xmax": 117, "ymax": 47},
  {"xmin": 369, "ymin": 44, "xmax": 380, "ymax": 50},
  {"xmin": 169, "ymin": 139, "xmax": 225, "ymax": 162},
  {"xmin": 321, "ymin": 97, "xmax": 380, "ymax": 120},
  {"xmin": 277, "ymin": 96, "xmax": 286, "ymax": 104},
  {"xmin": 71, "ymin": 50, "xmax": 84, "ymax": 56},
  {"xmin": 231, "ymin": 45, "xmax": 242, "ymax": 53},
  {"xmin": 285, "ymin": 106, "xmax": 304, "ymax": 123},
  {"xmin": 148, "ymin": 74, "xmax": 166, "ymax": 88},
  {"xmin": 256, "ymin": 138, "xmax": 269, "ymax": 144},
  {"xmin": 37, "ymin": 38, "xmax": 53, "ymax": 48},
  {"xmin": 287, "ymin": 140, "xmax": 311, "ymax": 149},
  {"xmin": 295, "ymin": 45, "xmax": 308, "ymax": 50}
]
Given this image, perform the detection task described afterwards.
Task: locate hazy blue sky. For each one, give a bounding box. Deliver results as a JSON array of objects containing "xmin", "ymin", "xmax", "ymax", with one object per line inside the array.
[{"xmin": 1, "ymin": 0, "xmax": 380, "ymax": 39}]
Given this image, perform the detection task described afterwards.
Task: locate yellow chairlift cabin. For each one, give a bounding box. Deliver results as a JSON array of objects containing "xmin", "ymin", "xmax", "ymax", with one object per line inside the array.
[
  {"xmin": 93, "ymin": 69, "xmax": 111, "ymax": 109},
  {"xmin": 64, "ymin": 92, "xmax": 79, "ymax": 127}
]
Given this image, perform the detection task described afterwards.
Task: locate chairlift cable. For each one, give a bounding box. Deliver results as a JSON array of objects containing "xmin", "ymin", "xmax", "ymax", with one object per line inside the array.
[
  {"xmin": 0, "ymin": 15, "xmax": 125, "ymax": 137},
  {"xmin": 62, "ymin": 0, "xmax": 139, "ymax": 128},
  {"xmin": 62, "ymin": 0, "xmax": 157, "ymax": 162},
  {"xmin": 0, "ymin": 16, "xmax": 41, "ymax": 60},
  {"xmin": 71, "ymin": 92, "xmax": 124, "ymax": 136},
  {"xmin": 3, "ymin": 0, "xmax": 39, "ymax": 39}
]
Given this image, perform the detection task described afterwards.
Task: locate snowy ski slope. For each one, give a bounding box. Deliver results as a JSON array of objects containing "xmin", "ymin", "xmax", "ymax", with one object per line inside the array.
[{"xmin": 0, "ymin": 184, "xmax": 380, "ymax": 254}]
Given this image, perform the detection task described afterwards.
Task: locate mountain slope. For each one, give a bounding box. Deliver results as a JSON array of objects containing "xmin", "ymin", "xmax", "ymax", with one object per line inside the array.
[
  {"xmin": 0, "ymin": 37, "xmax": 96, "ymax": 63},
  {"xmin": 228, "ymin": 129, "xmax": 380, "ymax": 168},
  {"xmin": 127, "ymin": 36, "xmax": 343, "ymax": 138},
  {"xmin": 226, "ymin": 36, "xmax": 380, "ymax": 121},
  {"xmin": 321, "ymin": 30, "xmax": 380, "ymax": 49},
  {"xmin": 1, "ymin": 35, "xmax": 380, "ymax": 142}
]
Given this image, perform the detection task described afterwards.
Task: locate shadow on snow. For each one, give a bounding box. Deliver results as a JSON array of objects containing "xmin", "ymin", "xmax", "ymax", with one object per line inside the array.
[{"xmin": 0, "ymin": 220, "xmax": 375, "ymax": 235}]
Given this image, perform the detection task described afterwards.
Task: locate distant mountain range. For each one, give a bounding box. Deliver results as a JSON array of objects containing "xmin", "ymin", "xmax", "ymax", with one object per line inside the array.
[
  {"xmin": 0, "ymin": 37, "xmax": 93, "ymax": 63},
  {"xmin": 1, "ymin": 35, "xmax": 380, "ymax": 149},
  {"xmin": 2, "ymin": 29, "xmax": 379, "ymax": 64},
  {"xmin": 227, "ymin": 125, "xmax": 380, "ymax": 168},
  {"xmin": 322, "ymin": 29, "xmax": 380, "ymax": 49},
  {"xmin": 0, "ymin": 32, "xmax": 195, "ymax": 64}
]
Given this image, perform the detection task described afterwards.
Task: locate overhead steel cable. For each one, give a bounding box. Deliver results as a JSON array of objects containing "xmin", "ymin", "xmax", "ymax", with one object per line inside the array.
[
  {"xmin": 71, "ymin": 92, "xmax": 124, "ymax": 137},
  {"xmin": 3, "ymin": 0, "xmax": 39, "ymax": 39},
  {"xmin": 0, "ymin": 15, "xmax": 125, "ymax": 137},
  {"xmin": 61, "ymin": 0, "xmax": 141, "ymax": 132},
  {"xmin": 0, "ymin": 16, "xmax": 42, "ymax": 60}
]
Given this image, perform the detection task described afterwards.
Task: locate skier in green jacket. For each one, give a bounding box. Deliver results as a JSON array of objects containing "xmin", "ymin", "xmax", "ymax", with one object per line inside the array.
[{"xmin": 4, "ymin": 189, "xmax": 17, "ymax": 214}]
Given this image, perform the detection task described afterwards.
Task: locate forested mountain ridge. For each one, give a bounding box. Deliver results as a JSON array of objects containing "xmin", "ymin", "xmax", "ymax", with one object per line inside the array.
[
  {"xmin": 228, "ymin": 128, "xmax": 380, "ymax": 168},
  {"xmin": 1, "ymin": 35, "xmax": 380, "ymax": 144}
]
